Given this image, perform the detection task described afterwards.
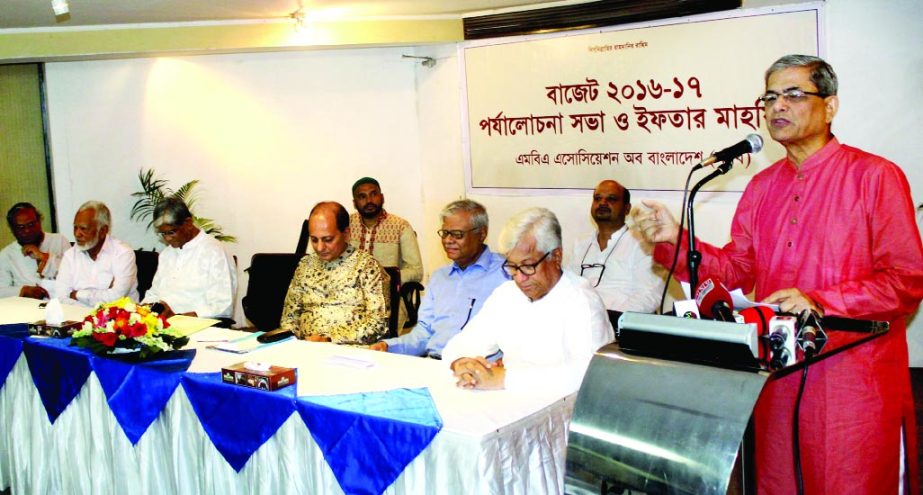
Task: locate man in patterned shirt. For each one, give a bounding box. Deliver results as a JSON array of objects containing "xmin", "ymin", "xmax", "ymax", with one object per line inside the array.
[
  {"xmin": 280, "ymin": 202, "xmax": 389, "ymax": 344},
  {"xmin": 349, "ymin": 177, "xmax": 423, "ymax": 285}
]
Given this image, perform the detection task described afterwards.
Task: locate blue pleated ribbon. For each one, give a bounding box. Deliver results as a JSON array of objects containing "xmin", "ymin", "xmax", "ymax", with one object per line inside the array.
[
  {"xmin": 296, "ymin": 388, "xmax": 443, "ymax": 495},
  {"xmin": 23, "ymin": 338, "xmax": 92, "ymax": 423},
  {"xmin": 91, "ymin": 349, "xmax": 196, "ymax": 444},
  {"xmin": 181, "ymin": 372, "xmax": 297, "ymax": 471},
  {"xmin": 0, "ymin": 329, "xmax": 27, "ymax": 391}
]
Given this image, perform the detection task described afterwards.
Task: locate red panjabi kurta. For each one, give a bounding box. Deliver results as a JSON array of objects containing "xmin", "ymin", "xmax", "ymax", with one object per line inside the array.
[{"xmin": 654, "ymin": 138, "xmax": 923, "ymax": 494}]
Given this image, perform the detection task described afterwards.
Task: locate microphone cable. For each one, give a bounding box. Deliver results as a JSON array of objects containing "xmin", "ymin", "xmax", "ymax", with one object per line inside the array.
[
  {"xmin": 793, "ymin": 361, "xmax": 810, "ymax": 495},
  {"xmin": 657, "ymin": 167, "xmax": 695, "ymax": 314}
]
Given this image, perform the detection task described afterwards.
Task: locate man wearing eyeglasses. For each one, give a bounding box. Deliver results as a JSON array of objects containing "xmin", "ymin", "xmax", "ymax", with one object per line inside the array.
[
  {"xmin": 0, "ymin": 202, "xmax": 71, "ymax": 299},
  {"xmin": 441, "ymin": 207, "xmax": 613, "ymax": 393},
  {"xmin": 369, "ymin": 200, "xmax": 508, "ymax": 358},
  {"xmin": 570, "ymin": 180, "xmax": 664, "ymax": 314},
  {"xmin": 637, "ymin": 55, "xmax": 923, "ymax": 494},
  {"xmin": 140, "ymin": 197, "xmax": 237, "ymax": 320},
  {"xmin": 56, "ymin": 200, "xmax": 140, "ymax": 306}
]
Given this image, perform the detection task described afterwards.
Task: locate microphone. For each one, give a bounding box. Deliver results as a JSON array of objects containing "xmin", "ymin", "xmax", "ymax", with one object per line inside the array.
[
  {"xmin": 694, "ymin": 278, "xmax": 735, "ymax": 322},
  {"xmin": 692, "ymin": 134, "xmax": 764, "ymax": 171},
  {"xmin": 740, "ymin": 306, "xmax": 784, "ymax": 367},
  {"xmin": 797, "ymin": 309, "xmax": 825, "ymax": 357}
]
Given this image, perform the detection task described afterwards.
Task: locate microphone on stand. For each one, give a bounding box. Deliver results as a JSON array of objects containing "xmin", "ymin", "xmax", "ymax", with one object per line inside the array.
[
  {"xmin": 693, "ymin": 278, "xmax": 735, "ymax": 322},
  {"xmin": 692, "ymin": 134, "xmax": 764, "ymax": 171},
  {"xmin": 797, "ymin": 309, "xmax": 825, "ymax": 358}
]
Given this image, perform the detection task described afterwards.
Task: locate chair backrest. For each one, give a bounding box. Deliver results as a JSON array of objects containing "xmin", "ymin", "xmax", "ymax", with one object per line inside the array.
[
  {"xmin": 400, "ymin": 282, "xmax": 424, "ymax": 329},
  {"xmin": 242, "ymin": 253, "xmax": 303, "ymax": 332},
  {"xmin": 383, "ymin": 266, "xmax": 401, "ymax": 339},
  {"xmin": 134, "ymin": 249, "xmax": 159, "ymax": 301}
]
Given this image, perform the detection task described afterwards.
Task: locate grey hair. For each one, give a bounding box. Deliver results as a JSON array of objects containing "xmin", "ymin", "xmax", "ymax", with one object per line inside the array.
[
  {"xmin": 765, "ymin": 54, "xmax": 838, "ymax": 96},
  {"xmin": 153, "ymin": 197, "xmax": 193, "ymax": 228},
  {"xmin": 77, "ymin": 200, "xmax": 111, "ymax": 230},
  {"xmin": 439, "ymin": 199, "xmax": 489, "ymax": 231},
  {"xmin": 498, "ymin": 207, "xmax": 561, "ymax": 254}
]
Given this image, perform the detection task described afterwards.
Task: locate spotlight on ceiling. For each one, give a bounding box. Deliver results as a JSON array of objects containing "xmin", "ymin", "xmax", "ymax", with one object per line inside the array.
[
  {"xmin": 290, "ymin": 8, "xmax": 306, "ymax": 32},
  {"xmin": 401, "ymin": 55, "xmax": 436, "ymax": 68}
]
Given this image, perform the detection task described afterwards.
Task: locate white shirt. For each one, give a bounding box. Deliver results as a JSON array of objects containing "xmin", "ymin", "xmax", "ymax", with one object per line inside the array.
[
  {"xmin": 569, "ymin": 225, "xmax": 666, "ymax": 313},
  {"xmin": 441, "ymin": 270, "xmax": 614, "ymax": 394},
  {"xmin": 0, "ymin": 233, "xmax": 71, "ymax": 298},
  {"xmin": 142, "ymin": 231, "xmax": 237, "ymax": 318},
  {"xmin": 56, "ymin": 235, "xmax": 140, "ymax": 307}
]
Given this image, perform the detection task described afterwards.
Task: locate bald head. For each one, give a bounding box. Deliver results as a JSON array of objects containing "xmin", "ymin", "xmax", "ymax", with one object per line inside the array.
[
  {"xmin": 591, "ymin": 180, "xmax": 631, "ymax": 229},
  {"xmin": 308, "ymin": 202, "xmax": 350, "ymax": 261}
]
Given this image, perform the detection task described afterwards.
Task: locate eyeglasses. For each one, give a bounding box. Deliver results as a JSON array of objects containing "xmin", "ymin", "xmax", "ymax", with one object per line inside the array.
[
  {"xmin": 580, "ymin": 263, "xmax": 606, "ymax": 287},
  {"xmin": 758, "ymin": 88, "xmax": 827, "ymax": 105},
  {"xmin": 502, "ymin": 252, "xmax": 550, "ymax": 277},
  {"xmin": 437, "ymin": 228, "xmax": 479, "ymax": 240},
  {"xmin": 157, "ymin": 227, "xmax": 179, "ymax": 238},
  {"xmin": 12, "ymin": 220, "xmax": 38, "ymax": 232}
]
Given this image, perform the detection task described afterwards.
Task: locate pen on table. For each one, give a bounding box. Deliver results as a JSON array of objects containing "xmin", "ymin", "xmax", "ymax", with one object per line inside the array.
[{"xmin": 195, "ymin": 338, "xmax": 229, "ymax": 343}]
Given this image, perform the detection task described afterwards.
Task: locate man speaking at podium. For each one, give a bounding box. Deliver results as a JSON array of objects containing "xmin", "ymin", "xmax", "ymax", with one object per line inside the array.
[{"xmin": 637, "ymin": 55, "xmax": 923, "ymax": 493}]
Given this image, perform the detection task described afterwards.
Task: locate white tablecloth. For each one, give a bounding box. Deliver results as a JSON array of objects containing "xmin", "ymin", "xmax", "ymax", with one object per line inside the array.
[{"xmin": 0, "ymin": 297, "xmax": 574, "ymax": 494}]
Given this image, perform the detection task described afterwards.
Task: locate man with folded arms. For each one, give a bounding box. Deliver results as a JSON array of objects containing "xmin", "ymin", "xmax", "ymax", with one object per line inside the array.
[
  {"xmin": 141, "ymin": 197, "xmax": 237, "ymax": 320},
  {"xmin": 441, "ymin": 207, "xmax": 614, "ymax": 393},
  {"xmin": 349, "ymin": 177, "xmax": 423, "ymax": 285},
  {"xmin": 56, "ymin": 200, "xmax": 139, "ymax": 306},
  {"xmin": 0, "ymin": 202, "xmax": 71, "ymax": 299},
  {"xmin": 369, "ymin": 200, "xmax": 508, "ymax": 358},
  {"xmin": 280, "ymin": 201, "xmax": 388, "ymax": 345}
]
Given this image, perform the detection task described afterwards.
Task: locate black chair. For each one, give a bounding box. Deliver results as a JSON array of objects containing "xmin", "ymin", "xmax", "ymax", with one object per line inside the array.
[
  {"xmin": 400, "ymin": 281, "xmax": 424, "ymax": 329},
  {"xmin": 241, "ymin": 253, "xmax": 303, "ymax": 332},
  {"xmin": 383, "ymin": 267, "xmax": 401, "ymax": 339},
  {"xmin": 134, "ymin": 249, "xmax": 159, "ymax": 301}
]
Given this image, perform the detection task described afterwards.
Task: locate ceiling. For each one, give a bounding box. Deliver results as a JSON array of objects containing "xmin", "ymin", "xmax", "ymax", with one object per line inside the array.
[{"xmin": 0, "ymin": 0, "xmax": 582, "ymax": 29}]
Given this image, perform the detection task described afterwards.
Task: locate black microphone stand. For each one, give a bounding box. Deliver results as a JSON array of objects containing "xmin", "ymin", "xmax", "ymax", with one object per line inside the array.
[{"xmin": 686, "ymin": 160, "xmax": 733, "ymax": 292}]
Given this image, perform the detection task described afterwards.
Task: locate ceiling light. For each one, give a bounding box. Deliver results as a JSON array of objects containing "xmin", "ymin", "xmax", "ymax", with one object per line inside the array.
[
  {"xmin": 290, "ymin": 8, "xmax": 306, "ymax": 32},
  {"xmin": 51, "ymin": 0, "xmax": 69, "ymax": 16}
]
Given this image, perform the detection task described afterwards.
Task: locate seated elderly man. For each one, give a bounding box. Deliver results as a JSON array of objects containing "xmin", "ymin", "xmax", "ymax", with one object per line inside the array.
[
  {"xmin": 369, "ymin": 199, "xmax": 509, "ymax": 358},
  {"xmin": 141, "ymin": 197, "xmax": 237, "ymax": 320},
  {"xmin": 0, "ymin": 202, "xmax": 71, "ymax": 299},
  {"xmin": 280, "ymin": 201, "xmax": 388, "ymax": 344},
  {"xmin": 441, "ymin": 207, "xmax": 614, "ymax": 393},
  {"xmin": 56, "ymin": 201, "xmax": 139, "ymax": 306}
]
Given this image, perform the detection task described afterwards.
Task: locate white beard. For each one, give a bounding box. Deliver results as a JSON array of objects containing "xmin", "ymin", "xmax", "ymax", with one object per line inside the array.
[{"xmin": 76, "ymin": 236, "xmax": 99, "ymax": 252}]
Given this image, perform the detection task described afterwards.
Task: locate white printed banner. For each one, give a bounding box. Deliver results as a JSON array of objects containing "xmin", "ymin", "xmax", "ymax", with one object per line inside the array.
[{"xmin": 463, "ymin": 7, "xmax": 821, "ymax": 191}]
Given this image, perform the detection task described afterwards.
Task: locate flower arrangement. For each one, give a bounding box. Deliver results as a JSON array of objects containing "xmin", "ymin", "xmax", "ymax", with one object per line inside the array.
[{"xmin": 71, "ymin": 297, "xmax": 189, "ymax": 358}]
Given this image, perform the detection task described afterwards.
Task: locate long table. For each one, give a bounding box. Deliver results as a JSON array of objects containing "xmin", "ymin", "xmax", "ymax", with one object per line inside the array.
[{"xmin": 0, "ymin": 297, "xmax": 574, "ymax": 495}]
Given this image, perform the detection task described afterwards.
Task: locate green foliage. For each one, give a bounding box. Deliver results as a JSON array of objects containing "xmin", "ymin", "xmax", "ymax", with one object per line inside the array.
[{"xmin": 130, "ymin": 168, "xmax": 236, "ymax": 243}]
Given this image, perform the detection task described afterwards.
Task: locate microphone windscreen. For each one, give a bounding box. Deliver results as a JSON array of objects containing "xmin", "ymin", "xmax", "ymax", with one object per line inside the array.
[
  {"xmin": 739, "ymin": 306, "xmax": 775, "ymax": 335},
  {"xmin": 745, "ymin": 133, "xmax": 764, "ymax": 154},
  {"xmin": 694, "ymin": 278, "xmax": 733, "ymax": 319}
]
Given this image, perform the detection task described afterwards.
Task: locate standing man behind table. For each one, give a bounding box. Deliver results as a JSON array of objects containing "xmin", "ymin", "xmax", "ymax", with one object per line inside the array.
[
  {"xmin": 141, "ymin": 197, "xmax": 237, "ymax": 320},
  {"xmin": 369, "ymin": 200, "xmax": 509, "ymax": 358},
  {"xmin": 349, "ymin": 177, "xmax": 423, "ymax": 285},
  {"xmin": 570, "ymin": 180, "xmax": 665, "ymax": 314},
  {"xmin": 636, "ymin": 54, "xmax": 923, "ymax": 494},
  {"xmin": 280, "ymin": 201, "xmax": 389, "ymax": 345},
  {"xmin": 0, "ymin": 202, "xmax": 71, "ymax": 299},
  {"xmin": 441, "ymin": 207, "xmax": 614, "ymax": 394},
  {"xmin": 56, "ymin": 201, "xmax": 140, "ymax": 306}
]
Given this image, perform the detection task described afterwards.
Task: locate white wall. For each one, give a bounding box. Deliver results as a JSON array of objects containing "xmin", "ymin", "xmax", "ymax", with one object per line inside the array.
[{"xmin": 45, "ymin": 0, "xmax": 923, "ymax": 362}]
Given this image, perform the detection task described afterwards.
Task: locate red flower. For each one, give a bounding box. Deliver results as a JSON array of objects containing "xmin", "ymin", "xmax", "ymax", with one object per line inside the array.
[
  {"xmin": 93, "ymin": 332, "xmax": 117, "ymax": 347},
  {"xmin": 125, "ymin": 322, "xmax": 148, "ymax": 338}
]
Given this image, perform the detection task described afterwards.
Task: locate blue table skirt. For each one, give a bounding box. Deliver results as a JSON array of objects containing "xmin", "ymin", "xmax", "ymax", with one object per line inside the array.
[{"xmin": 0, "ymin": 333, "xmax": 442, "ymax": 495}]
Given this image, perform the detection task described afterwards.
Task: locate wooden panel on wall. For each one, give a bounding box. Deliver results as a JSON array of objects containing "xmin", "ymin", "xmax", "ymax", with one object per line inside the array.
[{"xmin": 0, "ymin": 63, "xmax": 53, "ymax": 247}]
